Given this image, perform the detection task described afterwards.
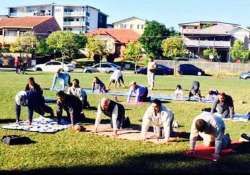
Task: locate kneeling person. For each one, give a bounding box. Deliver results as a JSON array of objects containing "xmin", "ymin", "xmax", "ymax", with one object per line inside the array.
[
  {"xmin": 141, "ymin": 99, "xmax": 175, "ymax": 142},
  {"xmin": 189, "ymin": 112, "xmax": 231, "ymax": 161},
  {"xmin": 56, "ymin": 91, "xmax": 85, "ymax": 125},
  {"xmin": 95, "ymin": 98, "xmax": 129, "ymax": 136}
]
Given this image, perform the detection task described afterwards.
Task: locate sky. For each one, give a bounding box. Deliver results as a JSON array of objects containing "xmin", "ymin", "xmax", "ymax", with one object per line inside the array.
[{"xmin": 1, "ymin": 0, "xmax": 250, "ymax": 30}]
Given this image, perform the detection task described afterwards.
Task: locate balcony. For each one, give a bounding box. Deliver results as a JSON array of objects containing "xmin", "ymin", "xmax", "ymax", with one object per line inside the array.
[
  {"xmin": 63, "ymin": 21, "xmax": 85, "ymax": 27},
  {"xmin": 64, "ymin": 12, "xmax": 85, "ymax": 16},
  {"xmin": 184, "ymin": 38, "xmax": 231, "ymax": 48}
]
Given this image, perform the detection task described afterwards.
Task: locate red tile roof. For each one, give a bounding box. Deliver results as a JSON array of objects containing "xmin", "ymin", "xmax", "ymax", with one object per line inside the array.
[
  {"xmin": 0, "ymin": 16, "xmax": 54, "ymax": 28},
  {"xmin": 88, "ymin": 28, "xmax": 140, "ymax": 44}
]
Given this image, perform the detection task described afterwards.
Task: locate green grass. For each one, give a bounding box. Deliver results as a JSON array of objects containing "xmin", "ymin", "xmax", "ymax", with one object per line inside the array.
[{"xmin": 0, "ymin": 72, "xmax": 250, "ymax": 174}]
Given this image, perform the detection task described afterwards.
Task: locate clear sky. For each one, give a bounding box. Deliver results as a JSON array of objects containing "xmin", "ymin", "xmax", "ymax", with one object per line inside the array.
[{"xmin": 1, "ymin": 0, "xmax": 250, "ymax": 30}]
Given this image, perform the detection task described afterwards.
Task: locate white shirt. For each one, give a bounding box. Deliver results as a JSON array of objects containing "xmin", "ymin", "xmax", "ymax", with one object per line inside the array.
[{"xmin": 110, "ymin": 69, "xmax": 122, "ymax": 81}]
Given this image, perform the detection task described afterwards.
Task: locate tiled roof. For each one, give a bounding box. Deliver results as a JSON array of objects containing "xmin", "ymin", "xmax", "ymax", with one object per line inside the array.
[
  {"xmin": 88, "ymin": 28, "xmax": 140, "ymax": 44},
  {"xmin": 0, "ymin": 16, "xmax": 54, "ymax": 28}
]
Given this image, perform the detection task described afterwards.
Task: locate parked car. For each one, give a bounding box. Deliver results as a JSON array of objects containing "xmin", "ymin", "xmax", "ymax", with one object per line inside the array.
[
  {"xmin": 83, "ymin": 62, "xmax": 121, "ymax": 73},
  {"xmin": 178, "ymin": 64, "xmax": 205, "ymax": 75},
  {"xmin": 135, "ymin": 64, "xmax": 174, "ymax": 75},
  {"xmin": 33, "ymin": 61, "xmax": 75, "ymax": 72},
  {"xmin": 240, "ymin": 71, "xmax": 250, "ymax": 79}
]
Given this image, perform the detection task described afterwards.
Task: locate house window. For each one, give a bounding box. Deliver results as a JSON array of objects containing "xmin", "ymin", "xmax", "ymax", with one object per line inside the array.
[
  {"xmin": 123, "ymin": 24, "xmax": 127, "ymax": 28},
  {"xmin": 141, "ymin": 25, "xmax": 144, "ymax": 29},
  {"xmin": 130, "ymin": 24, "xmax": 133, "ymax": 29},
  {"xmin": 120, "ymin": 24, "xmax": 123, "ymax": 28},
  {"xmin": 0, "ymin": 30, "xmax": 2, "ymax": 35},
  {"xmin": 4, "ymin": 30, "xmax": 17, "ymax": 36},
  {"xmin": 137, "ymin": 24, "xmax": 140, "ymax": 29}
]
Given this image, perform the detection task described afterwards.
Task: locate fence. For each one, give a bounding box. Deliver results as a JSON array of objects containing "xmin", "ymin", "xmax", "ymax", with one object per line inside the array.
[{"xmin": 156, "ymin": 60, "xmax": 250, "ymax": 75}]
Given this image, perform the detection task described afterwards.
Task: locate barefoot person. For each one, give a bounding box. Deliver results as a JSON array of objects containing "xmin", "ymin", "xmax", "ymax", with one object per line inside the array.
[{"xmin": 141, "ymin": 99, "xmax": 175, "ymax": 143}]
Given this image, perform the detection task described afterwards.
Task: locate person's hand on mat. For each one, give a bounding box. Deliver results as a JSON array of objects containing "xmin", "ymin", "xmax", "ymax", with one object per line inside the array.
[{"xmin": 212, "ymin": 153, "xmax": 220, "ymax": 162}]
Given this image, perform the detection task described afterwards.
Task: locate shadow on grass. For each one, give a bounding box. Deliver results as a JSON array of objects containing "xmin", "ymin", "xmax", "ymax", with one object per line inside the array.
[
  {"xmin": 1, "ymin": 145, "xmax": 250, "ymax": 175},
  {"xmin": 0, "ymin": 119, "xmax": 16, "ymax": 124}
]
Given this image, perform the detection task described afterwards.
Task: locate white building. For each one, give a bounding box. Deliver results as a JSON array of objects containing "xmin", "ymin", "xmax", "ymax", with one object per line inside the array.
[
  {"xmin": 112, "ymin": 17, "xmax": 146, "ymax": 35},
  {"xmin": 8, "ymin": 3, "xmax": 108, "ymax": 34},
  {"xmin": 179, "ymin": 21, "xmax": 250, "ymax": 61}
]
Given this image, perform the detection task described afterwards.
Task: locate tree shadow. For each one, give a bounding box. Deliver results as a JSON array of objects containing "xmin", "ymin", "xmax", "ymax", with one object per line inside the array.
[
  {"xmin": 0, "ymin": 119, "xmax": 16, "ymax": 124},
  {"xmin": 2, "ymin": 144, "xmax": 250, "ymax": 175}
]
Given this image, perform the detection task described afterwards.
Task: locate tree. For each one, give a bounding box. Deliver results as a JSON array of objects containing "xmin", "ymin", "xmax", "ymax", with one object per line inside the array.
[
  {"xmin": 139, "ymin": 20, "xmax": 169, "ymax": 57},
  {"xmin": 85, "ymin": 36, "xmax": 106, "ymax": 61},
  {"xmin": 161, "ymin": 36, "xmax": 187, "ymax": 59},
  {"xmin": 230, "ymin": 40, "xmax": 250, "ymax": 63},
  {"xmin": 123, "ymin": 41, "xmax": 143, "ymax": 72},
  {"xmin": 10, "ymin": 31, "xmax": 38, "ymax": 59},
  {"xmin": 46, "ymin": 31, "xmax": 87, "ymax": 60},
  {"xmin": 35, "ymin": 39, "xmax": 52, "ymax": 55},
  {"xmin": 203, "ymin": 48, "xmax": 218, "ymax": 61}
]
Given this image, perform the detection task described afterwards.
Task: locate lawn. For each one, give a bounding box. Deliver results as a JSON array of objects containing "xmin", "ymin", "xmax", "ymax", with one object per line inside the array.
[{"xmin": 0, "ymin": 71, "xmax": 250, "ymax": 174}]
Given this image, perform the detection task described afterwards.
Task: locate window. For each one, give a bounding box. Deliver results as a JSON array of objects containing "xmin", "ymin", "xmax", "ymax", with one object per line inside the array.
[
  {"xmin": 123, "ymin": 24, "xmax": 127, "ymax": 28},
  {"xmin": 141, "ymin": 25, "xmax": 144, "ymax": 29},
  {"xmin": 4, "ymin": 30, "xmax": 17, "ymax": 36},
  {"xmin": 120, "ymin": 24, "xmax": 123, "ymax": 28},
  {"xmin": 0, "ymin": 30, "xmax": 2, "ymax": 35},
  {"xmin": 130, "ymin": 24, "xmax": 133, "ymax": 29},
  {"xmin": 137, "ymin": 24, "xmax": 140, "ymax": 29}
]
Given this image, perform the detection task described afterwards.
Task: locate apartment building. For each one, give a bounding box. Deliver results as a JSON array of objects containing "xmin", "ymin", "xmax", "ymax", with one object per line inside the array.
[
  {"xmin": 179, "ymin": 21, "xmax": 250, "ymax": 61},
  {"xmin": 0, "ymin": 16, "xmax": 60, "ymax": 46},
  {"xmin": 112, "ymin": 17, "xmax": 146, "ymax": 35},
  {"xmin": 8, "ymin": 3, "xmax": 107, "ymax": 34}
]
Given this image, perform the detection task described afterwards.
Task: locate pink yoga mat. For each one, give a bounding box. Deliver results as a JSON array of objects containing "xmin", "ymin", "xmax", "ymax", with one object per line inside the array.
[{"xmin": 185, "ymin": 142, "xmax": 241, "ymax": 161}]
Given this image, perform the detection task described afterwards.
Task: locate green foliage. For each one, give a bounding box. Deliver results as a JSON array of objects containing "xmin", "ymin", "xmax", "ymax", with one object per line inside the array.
[
  {"xmin": 203, "ymin": 48, "xmax": 218, "ymax": 61},
  {"xmin": 46, "ymin": 31, "xmax": 87, "ymax": 60},
  {"xmin": 161, "ymin": 36, "xmax": 187, "ymax": 59},
  {"xmin": 139, "ymin": 20, "xmax": 169, "ymax": 57},
  {"xmin": 35, "ymin": 39, "xmax": 52, "ymax": 55},
  {"xmin": 10, "ymin": 31, "xmax": 38, "ymax": 54},
  {"xmin": 85, "ymin": 36, "xmax": 106, "ymax": 59},
  {"xmin": 230, "ymin": 40, "xmax": 250, "ymax": 63},
  {"xmin": 123, "ymin": 41, "xmax": 143, "ymax": 71}
]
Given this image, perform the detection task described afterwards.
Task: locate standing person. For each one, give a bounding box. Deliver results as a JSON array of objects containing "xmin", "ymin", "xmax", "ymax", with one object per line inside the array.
[
  {"xmin": 147, "ymin": 57, "xmax": 157, "ymax": 90},
  {"xmin": 127, "ymin": 81, "xmax": 150, "ymax": 103},
  {"xmin": 94, "ymin": 98, "xmax": 129, "ymax": 136},
  {"xmin": 188, "ymin": 81, "xmax": 202, "ymax": 100},
  {"xmin": 50, "ymin": 68, "xmax": 71, "ymax": 91},
  {"xmin": 21, "ymin": 58, "xmax": 28, "ymax": 74},
  {"xmin": 108, "ymin": 68, "xmax": 125, "ymax": 89},
  {"xmin": 14, "ymin": 56, "xmax": 21, "ymax": 74},
  {"xmin": 92, "ymin": 77, "xmax": 108, "ymax": 93},
  {"xmin": 56, "ymin": 91, "xmax": 85, "ymax": 125},
  {"xmin": 141, "ymin": 99, "xmax": 175, "ymax": 143},
  {"xmin": 15, "ymin": 90, "xmax": 54, "ymax": 125},
  {"xmin": 211, "ymin": 92, "xmax": 234, "ymax": 118},
  {"xmin": 67, "ymin": 79, "xmax": 90, "ymax": 109},
  {"xmin": 188, "ymin": 112, "xmax": 231, "ymax": 161}
]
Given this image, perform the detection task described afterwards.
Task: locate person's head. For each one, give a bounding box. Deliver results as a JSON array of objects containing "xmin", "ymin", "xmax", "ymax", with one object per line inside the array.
[
  {"xmin": 57, "ymin": 68, "xmax": 64, "ymax": 74},
  {"xmin": 94, "ymin": 76, "xmax": 100, "ymax": 82},
  {"xmin": 100, "ymin": 98, "xmax": 110, "ymax": 110},
  {"xmin": 129, "ymin": 81, "xmax": 137, "ymax": 90},
  {"xmin": 72, "ymin": 79, "xmax": 80, "ymax": 88},
  {"xmin": 195, "ymin": 119, "xmax": 207, "ymax": 132},
  {"xmin": 56, "ymin": 91, "xmax": 66, "ymax": 102},
  {"xmin": 152, "ymin": 99, "xmax": 162, "ymax": 113},
  {"xmin": 176, "ymin": 84, "xmax": 182, "ymax": 90},
  {"xmin": 218, "ymin": 92, "xmax": 226, "ymax": 102},
  {"xmin": 28, "ymin": 77, "xmax": 35, "ymax": 86}
]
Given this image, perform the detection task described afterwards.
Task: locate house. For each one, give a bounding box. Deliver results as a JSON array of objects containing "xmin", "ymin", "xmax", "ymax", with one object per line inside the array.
[
  {"xmin": 8, "ymin": 3, "xmax": 108, "ymax": 34},
  {"xmin": 87, "ymin": 28, "xmax": 140, "ymax": 57},
  {"xmin": 0, "ymin": 16, "xmax": 60, "ymax": 46},
  {"xmin": 112, "ymin": 17, "xmax": 146, "ymax": 35},
  {"xmin": 179, "ymin": 21, "xmax": 250, "ymax": 62}
]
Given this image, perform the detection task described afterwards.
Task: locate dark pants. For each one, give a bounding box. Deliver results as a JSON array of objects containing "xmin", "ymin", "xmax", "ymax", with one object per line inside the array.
[
  {"xmin": 16, "ymin": 104, "xmax": 54, "ymax": 123},
  {"xmin": 216, "ymin": 105, "xmax": 230, "ymax": 118},
  {"xmin": 139, "ymin": 88, "xmax": 150, "ymax": 102},
  {"xmin": 56, "ymin": 102, "xmax": 83, "ymax": 125}
]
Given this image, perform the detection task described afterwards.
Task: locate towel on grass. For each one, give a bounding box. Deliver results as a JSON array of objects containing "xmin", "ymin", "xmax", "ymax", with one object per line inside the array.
[{"xmin": 1, "ymin": 116, "xmax": 70, "ymax": 133}]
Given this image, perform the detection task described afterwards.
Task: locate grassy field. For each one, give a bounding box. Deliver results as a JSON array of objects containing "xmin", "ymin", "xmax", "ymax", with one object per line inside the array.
[{"xmin": 0, "ymin": 71, "xmax": 250, "ymax": 174}]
